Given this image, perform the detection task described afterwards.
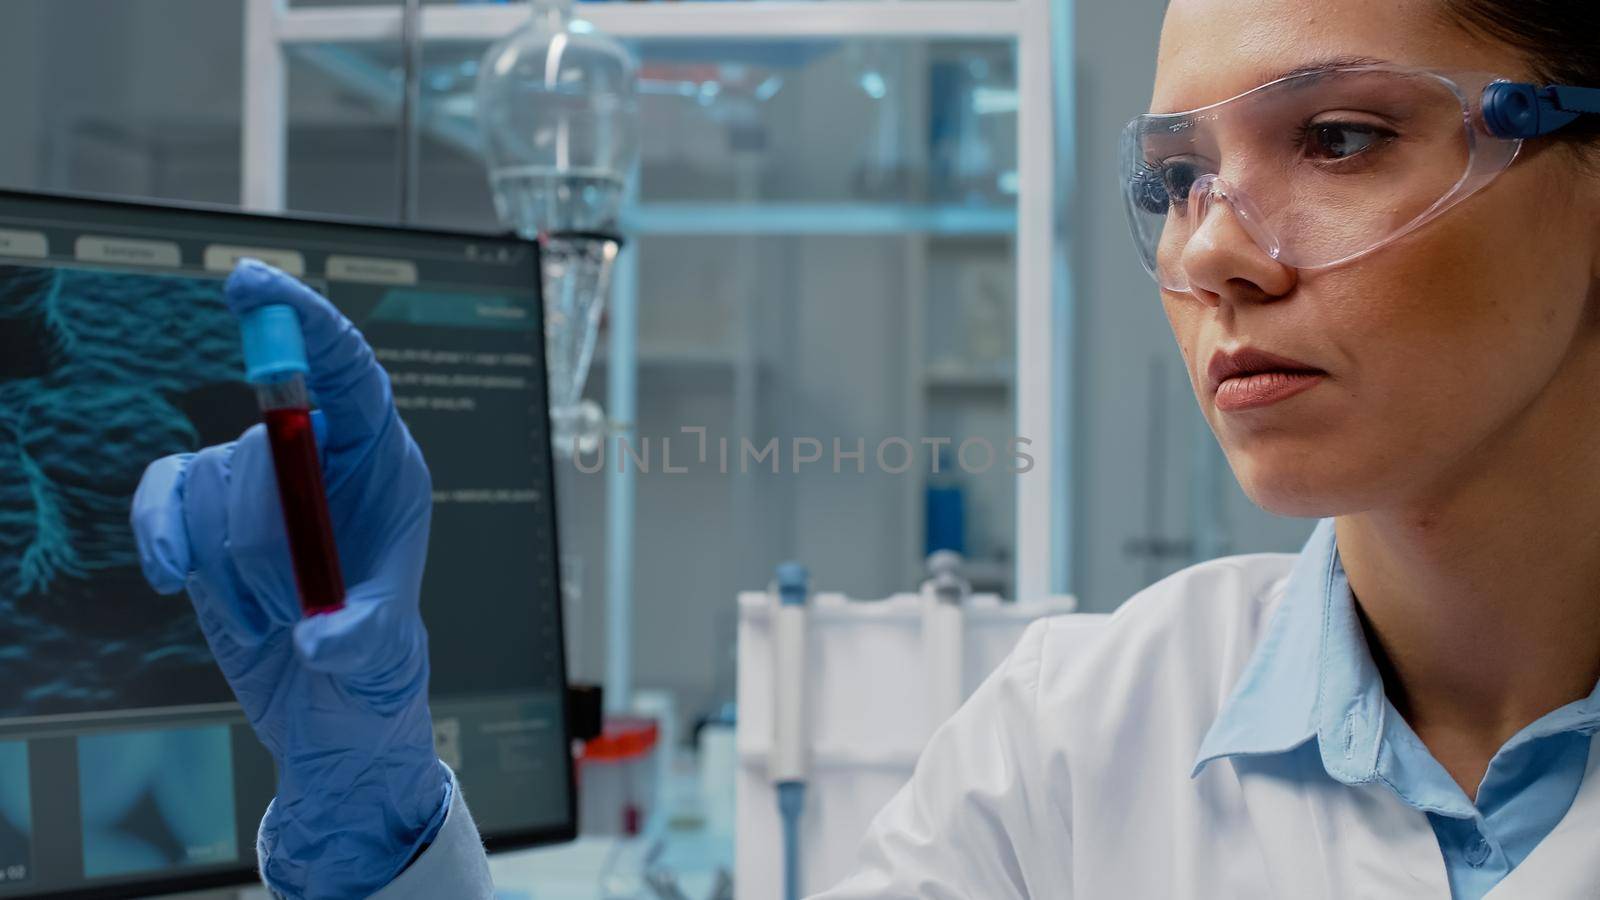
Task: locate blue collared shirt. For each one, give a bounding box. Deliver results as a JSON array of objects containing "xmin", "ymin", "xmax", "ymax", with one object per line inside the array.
[{"xmin": 1192, "ymin": 519, "xmax": 1600, "ymax": 899}]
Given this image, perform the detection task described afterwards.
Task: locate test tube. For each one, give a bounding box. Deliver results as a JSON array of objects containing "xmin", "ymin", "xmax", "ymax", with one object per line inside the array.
[{"xmin": 240, "ymin": 304, "xmax": 346, "ymax": 616}]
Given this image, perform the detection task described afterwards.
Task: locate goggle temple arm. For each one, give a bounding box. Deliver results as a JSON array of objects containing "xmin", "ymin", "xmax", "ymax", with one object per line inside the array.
[{"xmin": 1483, "ymin": 81, "xmax": 1600, "ymax": 139}]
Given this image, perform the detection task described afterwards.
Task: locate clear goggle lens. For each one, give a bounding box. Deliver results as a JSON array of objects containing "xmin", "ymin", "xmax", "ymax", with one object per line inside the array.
[{"xmin": 1121, "ymin": 67, "xmax": 1523, "ymax": 292}]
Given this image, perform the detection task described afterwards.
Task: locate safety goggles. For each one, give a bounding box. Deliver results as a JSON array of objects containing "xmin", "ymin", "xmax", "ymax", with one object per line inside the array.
[{"xmin": 1121, "ymin": 64, "xmax": 1600, "ymax": 292}]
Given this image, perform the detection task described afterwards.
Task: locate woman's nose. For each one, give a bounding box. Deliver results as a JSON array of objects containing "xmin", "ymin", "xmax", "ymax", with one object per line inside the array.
[{"xmin": 1177, "ymin": 177, "xmax": 1297, "ymax": 306}]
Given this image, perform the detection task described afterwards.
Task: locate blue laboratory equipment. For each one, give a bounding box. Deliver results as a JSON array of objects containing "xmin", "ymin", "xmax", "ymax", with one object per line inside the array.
[
  {"xmin": 925, "ymin": 449, "xmax": 968, "ymax": 557},
  {"xmin": 770, "ymin": 562, "xmax": 810, "ymax": 900}
]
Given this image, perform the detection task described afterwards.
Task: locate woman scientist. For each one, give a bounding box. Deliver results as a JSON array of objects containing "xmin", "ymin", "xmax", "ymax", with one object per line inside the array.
[{"xmin": 132, "ymin": 0, "xmax": 1600, "ymax": 896}]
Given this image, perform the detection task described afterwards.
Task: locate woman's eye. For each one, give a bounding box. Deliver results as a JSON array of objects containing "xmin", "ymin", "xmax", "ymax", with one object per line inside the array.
[
  {"xmin": 1131, "ymin": 163, "xmax": 1171, "ymax": 215},
  {"xmin": 1303, "ymin": 122, "xmax": 1391, "ymax": 160},
  {"xmin": 1160, "ymin": 162, "xmax": 1202, "ymax": 204},
  {"xmin": 1131, "ymin": 160, "xmax": 1205, "ymax": 215}
]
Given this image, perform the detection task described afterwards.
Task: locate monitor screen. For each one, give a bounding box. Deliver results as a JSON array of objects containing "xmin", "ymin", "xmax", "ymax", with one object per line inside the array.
[{"xmin": 0, "ymin": 190, "xmax": 574, "ymax": 898}]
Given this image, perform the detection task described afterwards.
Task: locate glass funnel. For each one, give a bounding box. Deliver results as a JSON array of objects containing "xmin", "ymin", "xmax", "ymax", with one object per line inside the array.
[
  {"xmin": 477, "ymin": 0, "xmax": 639, "ymax": 457},
  {"xmin": 541, "ymin": 231, "xmax": 619, "ymax": 456},
  {"xmin": 476, "ymin": 0, "xmax": 640, "ymax": 234}
]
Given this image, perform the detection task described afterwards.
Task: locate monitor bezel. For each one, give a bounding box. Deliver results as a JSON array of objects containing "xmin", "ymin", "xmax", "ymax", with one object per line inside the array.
[{"xmin": 0, "ymin": 187, "xmax": 578, "ymax": 899}]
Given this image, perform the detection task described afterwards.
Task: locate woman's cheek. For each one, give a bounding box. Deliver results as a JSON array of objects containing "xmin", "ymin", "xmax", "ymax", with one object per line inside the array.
[{"xmin": 1161, "ymin": 298, "xmax": 1204, "ymax": 382}]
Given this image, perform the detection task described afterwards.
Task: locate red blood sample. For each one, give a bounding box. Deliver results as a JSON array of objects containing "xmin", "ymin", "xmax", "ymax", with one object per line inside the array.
[{"xmin": 263, "ymin": 407, "xmax": 346, "ymax": 615}]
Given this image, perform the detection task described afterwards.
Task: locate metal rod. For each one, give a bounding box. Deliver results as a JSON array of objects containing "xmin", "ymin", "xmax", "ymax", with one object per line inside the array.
[
  {"xmin": 1013, "ymin": 0, "xmax": 1057, "ymax": 602},
  {"xmin": 396, "ymin": 0, "xmax": 423, "ymax": 223},
  {"xmin": 1049, "ymin": 0, "xmax": 1077, "ymax": 598},
  {"xmin": 242, "ymin": 0, "xmax": 288, "ymax": 212},
  {"xmin": 603, "ymin": 165, "xmax": 642, "ymax": 715}
]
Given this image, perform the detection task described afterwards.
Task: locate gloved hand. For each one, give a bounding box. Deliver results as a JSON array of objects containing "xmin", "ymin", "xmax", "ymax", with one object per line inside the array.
[{"xmin": 130, "ymin": 260, "xmax": 448, "ymax": 900}]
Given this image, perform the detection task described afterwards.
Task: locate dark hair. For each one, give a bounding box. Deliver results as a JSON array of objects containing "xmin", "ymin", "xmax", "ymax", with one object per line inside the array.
[{"xmin": 1442, "ymin": 0, "xmax": 1600, "ymax": 142}]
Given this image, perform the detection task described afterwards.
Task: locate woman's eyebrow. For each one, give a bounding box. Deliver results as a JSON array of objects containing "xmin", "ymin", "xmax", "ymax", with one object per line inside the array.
[
  {"xmin": 1147, "ymin": 55, "xmax": 1394, "ymax": 117},
  {"xmin": 1269, "ymin": 54, "xmax": 1392, "ymax": 85}
]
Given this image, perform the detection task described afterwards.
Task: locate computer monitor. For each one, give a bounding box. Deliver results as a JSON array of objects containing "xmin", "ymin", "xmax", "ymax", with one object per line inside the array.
[{"xmin": 0, "ymin": 190, "xmax": 575, "ymax": 899}]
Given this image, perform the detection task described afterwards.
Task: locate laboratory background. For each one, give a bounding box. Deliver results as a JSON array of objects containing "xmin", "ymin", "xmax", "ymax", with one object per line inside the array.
[{"xmin": 0, "ymin": 0, "xmax": 1315, "ymax": 897}]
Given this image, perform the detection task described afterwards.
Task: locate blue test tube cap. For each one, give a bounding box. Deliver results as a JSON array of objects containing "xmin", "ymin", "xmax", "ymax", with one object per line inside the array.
[
  {"xmin": 240, "ymin": 304, "xmax": 309, "ymax": 384},
  {"xmin": 776, "ymin": 561, "xmax": 809, "ymax": 606}
]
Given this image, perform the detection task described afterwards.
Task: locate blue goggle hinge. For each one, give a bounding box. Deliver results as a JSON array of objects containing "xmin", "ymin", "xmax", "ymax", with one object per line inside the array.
[{"xmin": 1483, "ymin": 82, "xmax": 1600, "ymax": 139}]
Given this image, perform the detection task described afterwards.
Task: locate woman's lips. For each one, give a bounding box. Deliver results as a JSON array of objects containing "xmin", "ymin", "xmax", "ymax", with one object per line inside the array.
[
  {"xmin": 1213, "ymin": 370, "xmax": 1326, "ymax": 412},
  {"xmin": 1207, "ymin": 346, "xmax": 1327, "ymax": 413}
]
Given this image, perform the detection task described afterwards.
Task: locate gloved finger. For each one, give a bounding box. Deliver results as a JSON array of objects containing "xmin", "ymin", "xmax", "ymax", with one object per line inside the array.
[
  {"xmin": 182, "ymin": 442, "xmax": 274, "ymax": 645},
  {"xmin": 225, "ymin": 424, "xmax": 311, "ymax": 629},
  {"xmin": 223, "ymin": 259, "xmax": 394, "ymax": 459},
  {"xmin": 130, "ymin": 453, "xmax": 195, "ymax": 595},
  {"xmin": 322, "ymin": 426, "xmax": 430, "ymax": 581},
  {"xmin": 291, "ymin": 509, "xmax": 431, "ymax": 707},
  {"xmin": 292, "ymin": 591, "xmax": 427, "ymax": 715}
]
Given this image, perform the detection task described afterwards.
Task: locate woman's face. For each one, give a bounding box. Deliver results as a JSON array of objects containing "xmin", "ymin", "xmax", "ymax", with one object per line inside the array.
[{"xmin": 1153, "ymin": 0, "xmax": 1600, "ymax": 517}]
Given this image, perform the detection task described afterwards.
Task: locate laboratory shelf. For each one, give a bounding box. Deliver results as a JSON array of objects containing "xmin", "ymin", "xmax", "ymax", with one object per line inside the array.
[
  {"xmin": 591, "ymin": 345, "xmax": 753, "ymax": 370},
  {"xmin": 922, "ymin": 362, "xmax": 1013, "ymax": 390},
  {"xmin": 624, "ymin": 202, "xmax": 1016, "ymax": 237},
  {"xmin": 284, "ymin": 47, "xmax": 1020, "ymax": 238},
  {"xmin": 275, "ymin": 2, "xmax": 1026, "ymax": 44},
  {"xmin": 961, "ymin": 557, "xmax": 1012, "ymax": 588}
]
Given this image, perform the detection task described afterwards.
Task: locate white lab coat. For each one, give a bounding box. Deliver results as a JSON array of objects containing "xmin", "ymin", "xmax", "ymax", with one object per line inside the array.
[
  {"xmin": 813, "ymin": 554, "xmax": 1600, "ymax": 899},
  {"xmin": 306, "ymin": 552, "xmax": 1600, "ymax": 898}
]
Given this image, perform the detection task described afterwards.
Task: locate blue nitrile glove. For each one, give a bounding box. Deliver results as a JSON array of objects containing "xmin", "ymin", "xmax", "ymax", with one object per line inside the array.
[{"xmin": 129, "ymin": 260, "xmax": 448, "ymax": 900}]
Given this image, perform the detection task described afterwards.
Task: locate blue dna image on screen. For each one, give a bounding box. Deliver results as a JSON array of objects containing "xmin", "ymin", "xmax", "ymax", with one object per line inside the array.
[
  {"xmin": 0, "ymin": 741, "xmax": 30, "ymax": 886},
  {"xmin": 77, "ymin": 726, "xmax": 238, "ymax": 878},
  {"xmin": 0, "ymin": 264, "xmax": 252, "ymax": 716}
]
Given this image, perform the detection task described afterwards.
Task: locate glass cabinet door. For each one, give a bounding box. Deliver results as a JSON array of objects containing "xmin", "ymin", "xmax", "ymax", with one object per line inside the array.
[
  {"xmin": 0, "ymin": 0, "xmax": 243, "ymax": 205},
  {"xmin": 283, "ymin": 30, "xmax": 1020, "ymax": 717}
]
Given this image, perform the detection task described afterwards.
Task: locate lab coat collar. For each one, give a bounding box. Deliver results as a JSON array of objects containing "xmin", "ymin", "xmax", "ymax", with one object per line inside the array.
[
  {"xmin": 1192, "ymin": 518, "xmax": 1600, "ymax": 795},
  {"xmin": 1191, "ymin": 519, "xmax": 1337, "ymax": 777},
  {"xmin": 1191, "ymin": 518, "xmax": 1396, "ymax": 783},
  {"xmin": 1309, "ymin": 518, "xmax": 1387, "ymax": 787}
]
